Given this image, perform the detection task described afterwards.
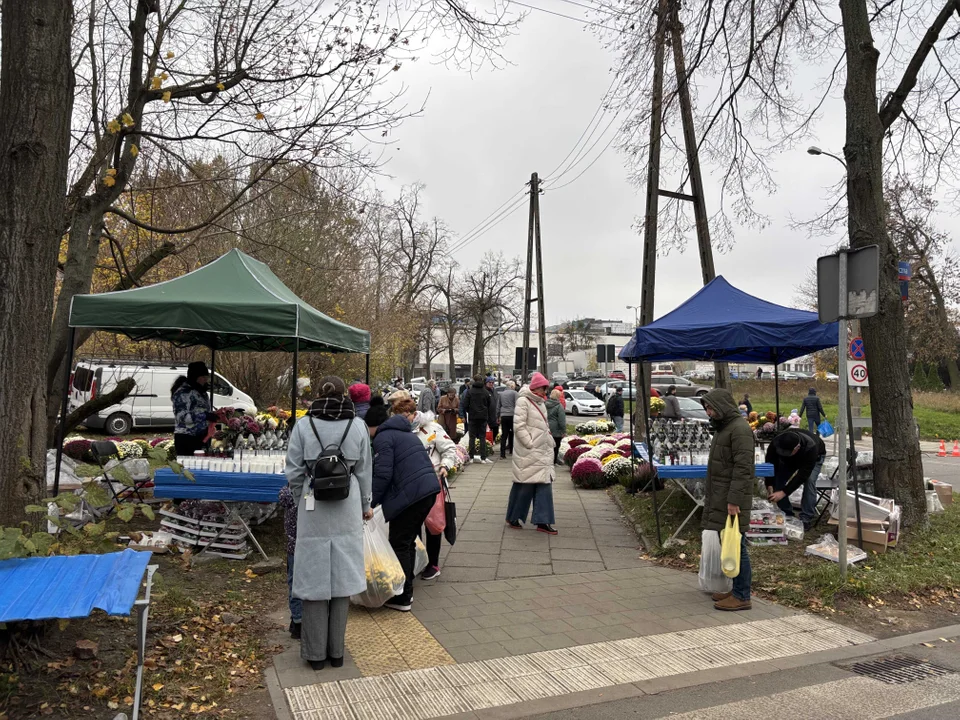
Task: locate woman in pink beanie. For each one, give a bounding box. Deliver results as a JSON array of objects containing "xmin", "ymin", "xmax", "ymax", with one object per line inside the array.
[
  {"xmin": 505, "ymin": 371, "xmax": 558, "ymax": 534},
  {"xmin": 348, "ymin": 383, "xmax": 371, "ymax": 419}
]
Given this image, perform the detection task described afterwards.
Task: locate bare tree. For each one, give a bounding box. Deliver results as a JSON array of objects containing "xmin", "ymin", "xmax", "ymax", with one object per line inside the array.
[
  {"xmin": 430, "ymin": 266, "xmax": 465, "ymax": 381},
  {"xmin": 594, "ymin": 0, "xmax": 960, "ymax": 527},
  {"xmin": 456, "ymin": 253, "xmax": 523, "ymax": 375}
]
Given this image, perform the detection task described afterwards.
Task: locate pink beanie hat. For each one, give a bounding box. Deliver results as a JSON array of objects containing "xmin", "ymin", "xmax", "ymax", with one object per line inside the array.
[
  {"xmin": 528, "ymin": 372, "xmax": 549, "ymax": 390},
  {"xmin": 348, "ymin": 383, "xmax": 371, "ymax": 403}
]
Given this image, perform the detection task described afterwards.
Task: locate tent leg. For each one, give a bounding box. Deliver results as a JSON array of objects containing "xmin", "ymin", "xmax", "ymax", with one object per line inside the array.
[
  {"xmin": 628, "ymin": 362, "xmax": 634, "ymax": 462},
  {"xmin": 53, "ymin": 327, "xmax": 77, "ymax": 497},
  {"xmin": 774, "ymin": 355, "xmax": 780, "ymax": 427},
  {"xmin": 638, "ymin": 363, "xmax": 662, "ymax": 546},
  {"xmin": 210, "ymin": 346, "xmax": 216, "ymax": 410},
  {"xmin": 292, "ymin": 345, "xmax": 299, "ymax": 415},
  {"xmin": 365, "ymin": 354, "xmax": 370, "ymax": 385}
]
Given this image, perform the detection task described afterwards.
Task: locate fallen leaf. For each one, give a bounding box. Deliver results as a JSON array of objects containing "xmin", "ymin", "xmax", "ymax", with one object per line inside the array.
[
  {"xmin": 172, "ymin": 634, "xmax": 183, "ymax": 643},
  {"xmin": 152, "ymin": 683, "xmax": 164, "ymax": 692},
  {"xmin": 922, "ymin": 642, "xmax": 935, "ymax": 648}
]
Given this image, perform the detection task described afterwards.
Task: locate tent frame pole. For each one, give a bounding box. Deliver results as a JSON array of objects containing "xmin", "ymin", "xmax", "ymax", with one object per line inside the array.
[
  {"xmin": 292, "ymin": 343, "xmax": 299, "ymax": 416},
  {"xmin": 773, "ymin": 352, "xmax": 780, "ymax": 426},
  {"xmin": 53, "ymin": 327, "xmax": 77, "ymax": 497},
  {"xmin": 209, "ymin": 345, "xmax": 216, "ymax": 409},
  {"xmin": 365, "ymin": 354, "xmax": 370, "ymax": 385},
  {"xmin": 637, "ymin": 361, "xmax": 662, "ymax": 546}
]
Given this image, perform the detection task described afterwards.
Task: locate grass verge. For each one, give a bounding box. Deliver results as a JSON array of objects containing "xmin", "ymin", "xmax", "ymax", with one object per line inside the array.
[{"xmin": 610, "ymin": 484, "xmax": 960, "ymax": 615}]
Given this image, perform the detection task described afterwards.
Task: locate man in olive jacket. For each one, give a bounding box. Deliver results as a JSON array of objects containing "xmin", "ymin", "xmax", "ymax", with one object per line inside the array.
[{"xmin": 701, "ymin": 388, "xmax": 754, "ymax": 612}]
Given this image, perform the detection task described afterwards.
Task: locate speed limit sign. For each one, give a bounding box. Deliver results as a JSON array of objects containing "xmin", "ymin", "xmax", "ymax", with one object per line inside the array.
[{"xmin": 850, "ymin": 363, "xmax": 869, "ymax": 387}]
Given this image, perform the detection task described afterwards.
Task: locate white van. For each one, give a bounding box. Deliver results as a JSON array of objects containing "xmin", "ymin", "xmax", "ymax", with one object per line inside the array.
[{"xmin": 69, "ymin": 360, "xmax": 257, "ymax": 435}]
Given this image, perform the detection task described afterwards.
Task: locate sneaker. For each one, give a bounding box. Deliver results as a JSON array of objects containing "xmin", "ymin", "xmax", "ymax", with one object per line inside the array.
[
  {"xmin": 481, "ymin": 458, "xmax": 493, "ymax": 464},
  {"xmin": 506, "ymin": 520, "xmax": 523, "ymax": 530},
  {"xmin": 711, "ymin": 591, "xmax": 731, "ymax": 602},
  {"xmin": 536, "ymin": 524, "xmax": 558, "ymax": 535},
  {"xmin": 384, "ymin": 600, "xmax": 412, "ymax": 612},
  {"xmin": 289, "ymin": 620, "xmax": 302, "ymax": 640},
  {"xmin": 472, "ymin": 456, "xmax": 481, "ymax": 463},
  {"xmin": 714, "ymin": 595, "xmax": 751, "ymax": 611},
  {"xmin": 421, "ymin": 565, "xmax": 441, "ymax": 580}
]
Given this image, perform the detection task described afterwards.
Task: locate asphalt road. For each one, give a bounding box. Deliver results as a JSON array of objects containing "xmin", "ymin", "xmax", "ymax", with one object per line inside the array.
[{"xmin": 922, "ymin": 454, "xmax": 960, "ymax": 489}]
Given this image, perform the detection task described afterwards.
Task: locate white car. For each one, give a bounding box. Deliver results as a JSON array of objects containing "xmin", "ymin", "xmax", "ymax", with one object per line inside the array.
[{"xmin": 564, "ymin": 389, "xmax": 605, "ymax": 416}]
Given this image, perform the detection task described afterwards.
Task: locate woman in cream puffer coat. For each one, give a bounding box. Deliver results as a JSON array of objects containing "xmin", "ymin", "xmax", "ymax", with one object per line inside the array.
[{"xmin": 505, "ymin": 373, "xmax": 557, "ymax": 534}]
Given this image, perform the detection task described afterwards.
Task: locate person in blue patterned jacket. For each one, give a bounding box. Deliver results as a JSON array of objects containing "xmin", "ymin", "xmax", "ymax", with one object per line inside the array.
[{"xmin": 171, "ymin": 361, "xmax": 213, "ymax": 456}]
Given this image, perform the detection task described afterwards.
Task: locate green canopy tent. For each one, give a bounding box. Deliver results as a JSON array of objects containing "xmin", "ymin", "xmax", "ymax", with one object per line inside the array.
[{"xmin": 55, "ymin": 248, "xmax": 371, "ymax": 493}]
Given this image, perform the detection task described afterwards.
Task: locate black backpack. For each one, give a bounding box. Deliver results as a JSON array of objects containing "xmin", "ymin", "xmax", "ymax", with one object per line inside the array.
[{"xmin": 307, "ymin": 418, "xmax": 354, "ymax": 501}]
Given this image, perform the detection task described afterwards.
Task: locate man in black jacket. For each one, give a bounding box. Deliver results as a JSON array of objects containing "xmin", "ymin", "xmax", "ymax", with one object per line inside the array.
[
  {"xmin": 485, "ymin": 377, "xmax": 500, "ymax": 445},
  {"xmin": 465, "ymin": 374, "xmax": 491, "ymax": 463},
  {"xmin": 764, "ymin": 428, "xmax": 826, "ymax": 530},
  {"xmin": 606, "ymin": 386, "xmax": 625, "ymax": 432},
  {"xmin": 798, "ymin": 387, "xmax": 826, "ymax": 435}
]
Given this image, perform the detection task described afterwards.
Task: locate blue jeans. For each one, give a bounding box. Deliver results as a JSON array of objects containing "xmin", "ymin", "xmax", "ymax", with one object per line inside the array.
[
  {"xmin": 773, "ymin": 455, "xmax": 824, "ymax": 525},
  {"xmin": 807, "ymin": 417, "xmax": 818, "ymax": 434},
  {"xmin": 506, "ymin": 483, "xmax": 555, "ymax": 524},
  {"xmin": 612, "ymin": 415, "xmax": 624, "ymax": 432},
  {"xmin": 287, "ymin": 552, "xmax": 302, "ymax": 623},
  {"xmin": 731, "ymin": 535, "xmax": 751, "ymax": 601}
]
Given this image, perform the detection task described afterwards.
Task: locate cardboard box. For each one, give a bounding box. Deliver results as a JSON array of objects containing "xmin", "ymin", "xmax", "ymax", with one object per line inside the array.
[
  {"xmin": 827, "ymin": 518, "xmax": 889, "ymax": 554},
  {"xmin": 931, "ymin": 479, "xmax": 953, "ymax": 507}
]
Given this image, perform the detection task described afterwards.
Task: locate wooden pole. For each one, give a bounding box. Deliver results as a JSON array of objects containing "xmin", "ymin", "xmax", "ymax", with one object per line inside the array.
[
  {"xmin": 522, "ymin": 173, "xmax": 537, "ymax": 382},
  {"xmin": 533, "ymin": 175, "xmax": 547, "ymax": 375},
  {"xmin": 667, "ymin": 0, "xmax": 728, "ymax": 389},
  {"xmin": 638, "ymin": 0, "xmax": 669, "ymax": 432}
]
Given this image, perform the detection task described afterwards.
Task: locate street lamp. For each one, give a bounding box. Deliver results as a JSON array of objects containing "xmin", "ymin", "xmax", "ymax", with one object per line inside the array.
[
  {"xmin": 807, "ymin": 145, "xmax": 846, "ymax": 169},
  {"xmin": 626, "ymin": 305, "xmax": 640, "ymax": 326}
]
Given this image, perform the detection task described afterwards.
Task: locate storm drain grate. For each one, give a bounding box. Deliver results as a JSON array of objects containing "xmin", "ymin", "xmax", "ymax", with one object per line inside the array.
[{"xmin": 849, "ymin": 655, "xmax": 953, "ymax": 684}]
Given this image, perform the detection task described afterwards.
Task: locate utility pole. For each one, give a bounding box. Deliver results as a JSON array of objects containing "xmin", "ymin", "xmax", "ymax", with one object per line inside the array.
[
  {"xmin": 522, "ymin": 172, "xmax": 547, "ymax": 380},
  {"xmin": 638, "ymin": 0, "xmax": 728, "ymax": 403}
]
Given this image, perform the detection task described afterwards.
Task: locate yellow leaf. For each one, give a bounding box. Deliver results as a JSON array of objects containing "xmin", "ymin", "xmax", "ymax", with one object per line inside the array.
[
  {"xmin": 106, "ymin": 168, "xmax": 117, "ymax": 177},
  {"xmin": 255, "ymin": 111, "xmax": 264, "ymax": 120},
  {"xmin": 162, "ymin": 91, "xmax": 171, "ymax": 103},
  {"xmin": 103, "ymin": 176, "xmax": 116, "ymax": 188},
  {"xmin": 106, "ymin": 119, "xmax": 121, "ymax": 134},
  {"xmin": 130, "ymin": 144, "xmax": 139, "ymax": 157},
  {"xmin": 160, "ymin": 72, "xmax": 168, "ymax": 81},
  {"xmin": 121, "ymin": 113, "xmax": 135, "ymax": 127},
  {"xmin": 152, "ymin": 683, "xmax": 163, "ymax": 692},
  {"xmin": 107, "ymin": 701, "xmax": 119, "ymax": 710},
  {"xmin": 166, "ymin": 51, "xmax": 175, "ymax": 59},
  {"xmin": 216, "ymin": 82, "xmax": 225, "ymax": 91},
  {"xmin": 172, "ymin": 633, "xmax": 183, "ymax": 642},
  {"xmin": 151, "ymin": 76, "xmax": 162, "ymax": 90},
  {"xmin": 922, "ymin": 642, "xmax": 935, "ymax": 647}
]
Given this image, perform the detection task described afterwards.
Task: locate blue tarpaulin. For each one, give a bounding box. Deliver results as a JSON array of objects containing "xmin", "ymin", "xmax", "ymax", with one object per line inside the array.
[
  {"xmin": 619, "ymin": 276, "xmax": 838, "ymax": 364},
  {"xmin": 152, "ymin": 469, "xmax": 286, "ymax": 502},
  {"xmin": 0, "ymin": 549, "xmax": 152, "ymax": 622}
]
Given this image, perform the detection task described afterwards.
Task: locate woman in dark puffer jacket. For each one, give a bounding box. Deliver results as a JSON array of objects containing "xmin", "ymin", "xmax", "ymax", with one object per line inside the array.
[{"xmin": 365, "ymin": 396, "xmax": 439, "ymax": 612}]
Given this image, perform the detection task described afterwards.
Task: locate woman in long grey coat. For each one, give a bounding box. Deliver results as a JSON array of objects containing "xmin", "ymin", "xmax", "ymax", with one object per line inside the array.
[{"xmin": 285, "ymin": 376, "xmax": 373, "ymax": 670}]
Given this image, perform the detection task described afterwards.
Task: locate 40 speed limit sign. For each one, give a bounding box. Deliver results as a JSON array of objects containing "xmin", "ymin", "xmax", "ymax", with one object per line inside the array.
[{"xmin": 849, "ymin": 362, "xmax": 869, "ymax": 387}]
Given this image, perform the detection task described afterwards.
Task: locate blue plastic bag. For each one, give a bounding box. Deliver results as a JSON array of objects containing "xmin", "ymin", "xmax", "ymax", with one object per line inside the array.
[{"xmin": 818, "ymin": 419, "xmax": 834, "ymax": 437}]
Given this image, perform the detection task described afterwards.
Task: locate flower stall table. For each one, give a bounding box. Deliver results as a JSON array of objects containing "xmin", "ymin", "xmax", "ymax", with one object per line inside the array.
[
  {"xmin": 153, "ymin": 469, "xmax": 287, "ymax": 560},
  {"xmin": 633, "ymin": 443, "xmax": 774, "ymax": 543}
]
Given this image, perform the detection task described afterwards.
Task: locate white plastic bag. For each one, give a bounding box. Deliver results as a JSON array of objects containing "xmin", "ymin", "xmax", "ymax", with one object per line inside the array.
[
  {"xmin": 350, "ymin": 508, "xmax": 406, "ymax": 608},
  {"xmin": 698, "ymin": 529, "xmax": 732, "ymax": 594},
  {"xmin": 926, "ymin": 489, "xmax": 944, "ymax": 514},
  {"xmin": 414, "ymin": 536, "xmax": 429, "ymax": 575},
  {"xmin": 783, "ymin": 516, "xmax": 805, "ymax": 541},
  {"xmin": 805, "ymin": 533, "xmax": 867, "ymax": 566}
]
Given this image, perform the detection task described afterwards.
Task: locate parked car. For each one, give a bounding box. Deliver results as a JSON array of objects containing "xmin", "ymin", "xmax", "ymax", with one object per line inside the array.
[
  {"xmin": 649, "ymin": 374, "xmax": 711, "ymax": 397},
  {"xmin": 597, "ymin": 381, "xmax": 636, "ymax": 401},
  {"xmin": 552, "ymin": 373, "xmax": 570, "ymax": 385},
  {"xmin": 608, "ymin": 370, "xmax": 626, "ymax": 380},
  {"xmin": 676, "ymin": 396, "xmax": 710, "ymax": 423},
  {"xmin": 69, "ymin": 360, "xmax": 256, "ymax": 436},
  {"xmin": 566, "ymin": 380, "xmax": 589, "ymax": 390},
  {"xmin": 564, "ymin": 389, "xmax": 605, "ymax": 416}
]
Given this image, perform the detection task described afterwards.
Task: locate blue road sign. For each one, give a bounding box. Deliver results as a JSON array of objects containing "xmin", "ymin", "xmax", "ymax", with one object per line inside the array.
[{"xmin": 849, "ymin": 337, "xmax": 865, "ymax": 360}]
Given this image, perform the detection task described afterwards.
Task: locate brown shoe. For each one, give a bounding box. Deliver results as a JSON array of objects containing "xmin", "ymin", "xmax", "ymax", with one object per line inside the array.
[
  {"xmin": 714, "ymin": 594, "xmax": 751, "ymax": 611},
  {"xmin": 711, "ymin": 592, "xmax": 731, "ymax": 602}
]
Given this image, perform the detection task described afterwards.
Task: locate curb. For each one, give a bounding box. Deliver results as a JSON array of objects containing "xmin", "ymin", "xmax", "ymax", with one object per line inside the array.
[
  {"xmin": 264, "ymin": 665, "xmax": 294, "ymax": 720},
  {"xmin": 440, "ymin": 622, "xmax": 960, "ymax": 720}
]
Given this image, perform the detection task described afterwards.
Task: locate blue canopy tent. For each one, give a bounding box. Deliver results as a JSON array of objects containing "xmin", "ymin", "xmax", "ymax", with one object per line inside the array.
[{"xmin": 618, "ymin": 276, "xmax": 838, "ymax": 365}]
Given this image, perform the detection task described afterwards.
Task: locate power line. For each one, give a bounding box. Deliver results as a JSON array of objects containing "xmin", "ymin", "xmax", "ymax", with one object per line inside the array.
[
  {"xmin": 448, "ymin": 192, "xmax": 529, "ymax": 254},
  {"xmin": 551, "ymin": 0, "xmax": 630, "ymax": 21},
  {"xmin": 544, "ymin": 109, "xmax": 621, "ymax": 190},
  {"xmin": 503, "ymin": 0, "xmax": 644, "ymax": 37},
  {"xmin": 543, "ymin": 74, "xmax": 619, "ymax": 181}
]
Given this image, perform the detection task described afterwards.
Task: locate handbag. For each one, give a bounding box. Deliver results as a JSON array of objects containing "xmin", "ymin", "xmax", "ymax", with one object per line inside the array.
[
  {"xmin": 720, "ymin": 514, "xmax": 741, "ymax": 578},
  {"xmin": 818, "ymin": 419, "xmax": 835, "ymax": 437},
  {"xmin": 442, "ymin": 477, "xmax": 457, "ymax": 546},
  {"xmin": 425, "ymin": 477, "xmax": 447, "ymax": 534}
]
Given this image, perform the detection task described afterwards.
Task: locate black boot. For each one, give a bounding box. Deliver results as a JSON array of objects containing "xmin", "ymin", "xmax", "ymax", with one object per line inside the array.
[
  {"xmin": 330, "ymin": 656, "xmax": 344, "ymax": 668},
  {"xmin": 289, "ymin": 620, "xmax": 301, "ymax": 640},
  {"xmin": 309, "ymin": 659, "xmax": 325, "ymax": 670}
]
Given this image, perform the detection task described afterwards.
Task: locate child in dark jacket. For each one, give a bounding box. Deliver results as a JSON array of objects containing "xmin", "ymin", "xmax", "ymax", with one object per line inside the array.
[{"xmin": 365, "ymin": 397, "xmax": 439, "ymax": 611}]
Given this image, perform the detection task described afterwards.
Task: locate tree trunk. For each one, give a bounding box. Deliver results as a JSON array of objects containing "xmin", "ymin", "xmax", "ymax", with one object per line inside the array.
[
  {"xmin": 472, "ymin": 321, "xmax": 484, "ymax": 376},
  {"xmin": 447, "ymin": 325, "xmax": 456, "ymax": 381},
  {"xmin": 840, "ymin": 0, "xmax": 926, "ymax": 528},
  {"xmin": 0, "ymin": 0, "xmax": 74, "ymax": 525}
]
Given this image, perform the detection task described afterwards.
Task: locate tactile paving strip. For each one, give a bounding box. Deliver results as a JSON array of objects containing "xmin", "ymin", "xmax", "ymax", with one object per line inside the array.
[
  {"xmin": 289, "ymin": 615, "xmax": 875, "ymax": 720},
  {"xmin": 343, "ymin": 606, "xmax": 455, "ymax": 677}
]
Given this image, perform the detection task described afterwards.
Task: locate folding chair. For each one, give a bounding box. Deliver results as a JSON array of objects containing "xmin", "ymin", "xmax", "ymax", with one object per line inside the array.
[{"xmin": 91, "ymin": 440, "xmax": 150, "ymax": 508}]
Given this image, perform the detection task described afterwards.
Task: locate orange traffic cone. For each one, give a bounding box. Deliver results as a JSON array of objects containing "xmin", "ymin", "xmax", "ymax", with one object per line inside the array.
[
  {"xmin": 953, "ymin": 441, "xmax": 960, "ymax": 458},
  {"xmin": 939, "ymin": 440, "xmax": 947, "ymax": 457}
]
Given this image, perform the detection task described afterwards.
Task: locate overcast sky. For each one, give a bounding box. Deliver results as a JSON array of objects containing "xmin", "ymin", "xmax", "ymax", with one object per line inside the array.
[{"xmin": 372, "ymin": 3, "xmax": 957, "ymax": 327}]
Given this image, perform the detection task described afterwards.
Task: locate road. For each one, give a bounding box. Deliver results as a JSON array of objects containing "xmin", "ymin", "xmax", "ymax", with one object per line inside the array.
[{"xmin": 528, "ymin": 638, "xmax": 960, "ymax": 720}]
